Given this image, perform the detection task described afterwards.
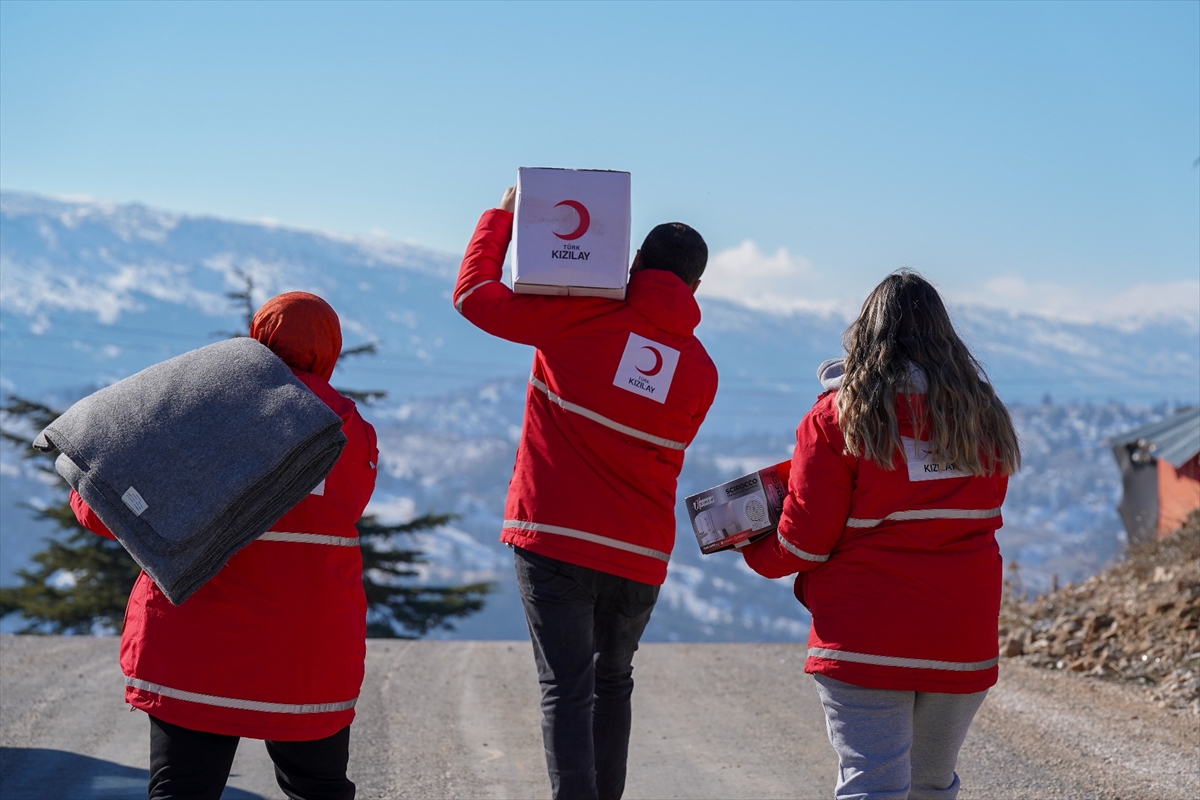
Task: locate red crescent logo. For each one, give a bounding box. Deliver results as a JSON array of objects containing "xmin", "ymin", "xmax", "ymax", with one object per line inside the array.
[
  {"xmin": 636, "ymin": 346, "xmax": 664, "ymax": 376},
  {"xmin": 553, "ymin": 200, "xmax": 590, "ymax": 241}
]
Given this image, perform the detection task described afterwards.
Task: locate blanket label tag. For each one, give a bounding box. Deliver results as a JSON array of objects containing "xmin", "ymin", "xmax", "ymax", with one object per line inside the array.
[
  {"xmin": 122, "ymin": 486, "xmax": 149, "ymax": 516},
  {"xmin": 310, "ymin": 479, "xmax": 326, "ymax": 496}
]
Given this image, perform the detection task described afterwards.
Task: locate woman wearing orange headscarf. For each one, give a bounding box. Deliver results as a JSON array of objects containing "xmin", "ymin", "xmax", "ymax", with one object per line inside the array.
[{"xmin": 71, "ymin": 292, "xmax": 378, "ymax": 800}]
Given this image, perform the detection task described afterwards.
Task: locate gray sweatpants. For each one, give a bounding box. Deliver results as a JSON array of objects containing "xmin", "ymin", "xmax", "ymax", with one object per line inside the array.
[{"xmin": 813, "ymin": 674, "xmax": 988, "ymax": 800}]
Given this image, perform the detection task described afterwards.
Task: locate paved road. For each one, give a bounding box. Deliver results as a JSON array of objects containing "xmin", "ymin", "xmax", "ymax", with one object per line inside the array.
[{"xmin": 2, "ymin": 637, "xmax": 1196, "ymax": 799}]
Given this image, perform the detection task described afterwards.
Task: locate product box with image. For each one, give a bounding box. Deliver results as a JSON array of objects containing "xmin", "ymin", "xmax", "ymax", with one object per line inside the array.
[
  {"xmin": 685, "ymin": 461, "xmax": 791, "ymax": 554},
  {"xmin": 513, "ymin": 167, "xmax": 631, "ymax": 300}
]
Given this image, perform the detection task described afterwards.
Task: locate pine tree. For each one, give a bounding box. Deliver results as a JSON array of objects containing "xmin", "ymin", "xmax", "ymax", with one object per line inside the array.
[
  {"xmin": 0, "ymin": 396, "xmax": 491, "ymax": 636},
  {"xmin": 1, "ymin": 279, "xmax": 490, "ymax": 636},
  {"xmin": 358, "ymin": 514, "xmax": 490, "ymax": 637},
  {"xmin": 0, "ymin": 398, "xmax": 140, "ymax": 633}
]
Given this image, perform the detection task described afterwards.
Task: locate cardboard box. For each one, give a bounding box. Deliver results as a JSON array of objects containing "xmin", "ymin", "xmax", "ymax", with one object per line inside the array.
[
  {"xmin": 685, "ymin": 461, "xmax": 791, "ymax": 554},
  {"xmin": 513, "ymin": 167, "xmax": 631, "ymax": 300}
]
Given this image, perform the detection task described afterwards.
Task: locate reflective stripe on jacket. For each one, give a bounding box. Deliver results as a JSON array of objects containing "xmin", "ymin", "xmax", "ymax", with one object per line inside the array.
[
  {"xmin": 74, "ymin": 371, "xmax": 378, "ymax": 741},
  {"xmin": 454, "ymin": 209, "xmax": 717, "ymax": 585},
  {"xmin": 742, "ymin": 390, "xmax": 1008, "ymax": 694}
]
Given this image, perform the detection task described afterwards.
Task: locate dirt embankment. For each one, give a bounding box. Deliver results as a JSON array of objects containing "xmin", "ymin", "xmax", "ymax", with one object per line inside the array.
[{"xmin": 998, "ymin": 509, "xmax": 1200, "ymax": 714}]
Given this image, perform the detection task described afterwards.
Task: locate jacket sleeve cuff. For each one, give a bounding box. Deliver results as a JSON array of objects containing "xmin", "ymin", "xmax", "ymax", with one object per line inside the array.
[{"xmin": 742, "ymin": 534, "xmax": 798, "ymax": 579}]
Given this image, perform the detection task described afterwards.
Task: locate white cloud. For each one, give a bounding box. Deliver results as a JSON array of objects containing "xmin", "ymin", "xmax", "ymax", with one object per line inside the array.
[
  {"xmin": 702, "ymin": 240, "xmax": 1199, "ymax": 331},
  {"xmin": 702, "ymin": 240, "xmax": 850, "ymax": 317},
  {"xmin": 950, "ymin": 276, "xmax": 1200, "ymax": 330}
]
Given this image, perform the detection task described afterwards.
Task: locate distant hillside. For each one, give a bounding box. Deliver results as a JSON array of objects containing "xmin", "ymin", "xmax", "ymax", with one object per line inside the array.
[
  {"xmin": 3, "ymin": 191, "xmax": 1195, "ymax": 410},
  {"xmin": 2, "ymin": 191, "xmax": 1195, "ymax": 641}
]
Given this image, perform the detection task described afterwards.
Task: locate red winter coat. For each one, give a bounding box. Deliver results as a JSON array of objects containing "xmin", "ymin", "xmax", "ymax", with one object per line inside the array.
[
  {"xmin": 73, "ymin": 370, "xmax": 378, "ymax": 741},
  {"xmin": 454, "ymin": 209, "xmax": 718, "ymax": 585},
  {"xmin": 743, "ymin": 391, "xmax": 1008, "ymax": 694}
]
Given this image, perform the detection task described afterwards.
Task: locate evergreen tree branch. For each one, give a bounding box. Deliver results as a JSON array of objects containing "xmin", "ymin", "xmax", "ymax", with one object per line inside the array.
[
  {"xmin": 0, "ymin": 395, "xmax": 139, "ymax": 633},
  {"xmin": 357, "ymin": 513, "xmax": 491, "ymax": 638},
  {"xmin": 338, "ymin": 343, "xmax": 378, "ymax": 360}
]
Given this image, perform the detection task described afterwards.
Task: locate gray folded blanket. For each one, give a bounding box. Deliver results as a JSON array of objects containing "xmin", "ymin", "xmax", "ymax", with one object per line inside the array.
[{"xmin": 33, "ymin": 337, "xmax": 347, "ymax": 605}]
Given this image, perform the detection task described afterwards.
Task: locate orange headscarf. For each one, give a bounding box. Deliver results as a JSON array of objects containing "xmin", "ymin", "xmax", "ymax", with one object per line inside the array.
[{"xmin": 249, "ymin": 292, "xmax": 342, "ymax": 381}]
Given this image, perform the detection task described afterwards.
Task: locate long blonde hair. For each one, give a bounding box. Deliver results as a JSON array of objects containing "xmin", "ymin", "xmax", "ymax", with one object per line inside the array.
[{"xmin": 836, "ymin": 270, "xmax": 1020, "ymax": 476}]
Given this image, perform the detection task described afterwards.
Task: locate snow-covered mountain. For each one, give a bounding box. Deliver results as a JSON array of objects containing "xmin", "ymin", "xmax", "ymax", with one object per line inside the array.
[{"xmin": 2, "ymin": 192, "xmax": 1196, "ymax": 640}]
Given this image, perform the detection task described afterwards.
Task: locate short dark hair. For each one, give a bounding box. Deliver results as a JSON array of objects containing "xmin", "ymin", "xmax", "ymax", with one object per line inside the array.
[{"xmin": 638, "ymin": 223, "xmax": 707, "ymax": 285}]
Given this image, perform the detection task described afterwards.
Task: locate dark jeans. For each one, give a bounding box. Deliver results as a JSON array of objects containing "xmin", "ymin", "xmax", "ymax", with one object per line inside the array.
[
  {"xmin": 147, "ymin": 715, "xmax": 354, "ymax": 800},
  {"xmin": 513, "ymin": 546, "xmax": 660, "ymax": 800}
]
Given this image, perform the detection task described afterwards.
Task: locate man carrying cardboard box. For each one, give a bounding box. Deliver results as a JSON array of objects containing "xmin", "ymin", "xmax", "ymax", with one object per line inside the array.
[{"xmin": 454, "ymin": 185, "xmax": 718, "ymax": 800}]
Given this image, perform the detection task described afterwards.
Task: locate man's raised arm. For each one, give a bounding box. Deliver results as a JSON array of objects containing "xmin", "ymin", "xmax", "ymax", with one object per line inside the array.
[{"xmin": 453, "ymin": 186, "xmax": 603, "ymax": 348}]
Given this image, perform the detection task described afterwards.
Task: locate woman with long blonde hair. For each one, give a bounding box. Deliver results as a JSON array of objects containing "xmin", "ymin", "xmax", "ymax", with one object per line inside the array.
[{"xmin": 742, "ymin": 269, "xmax": 1019, "ymax": 799}]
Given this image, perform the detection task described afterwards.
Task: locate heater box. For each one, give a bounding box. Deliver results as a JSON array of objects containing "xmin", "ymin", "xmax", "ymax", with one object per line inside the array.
[
  {"xmin": 513, "ymin": 167, "xmax": 631, "ymax": 300},
  {"xmin": 685, "ymin": 461, "xmax": 791, "ymax": 555}
]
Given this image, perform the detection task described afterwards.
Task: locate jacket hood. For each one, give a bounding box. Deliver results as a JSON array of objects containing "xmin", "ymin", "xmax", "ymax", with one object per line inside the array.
[
  {"xmin": 817, "ymin": 358, "xmax": 928, "ymax": 393},
  {"xmin": 626, "ymin": 269, "xmax": 702, "ymax": 336},
  {"xmin": 817, "ymin": 359, "xmax": 846, "ymax": 391},
  {"xmin": 250, "ymin": 292, "xmax": 342, "ymax": 381}
]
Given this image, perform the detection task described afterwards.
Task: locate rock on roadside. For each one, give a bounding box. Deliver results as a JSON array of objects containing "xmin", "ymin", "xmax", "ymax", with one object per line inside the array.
[{"xmin": 998, "ymin": 509, "xmax": 1200, "ymax": 714}]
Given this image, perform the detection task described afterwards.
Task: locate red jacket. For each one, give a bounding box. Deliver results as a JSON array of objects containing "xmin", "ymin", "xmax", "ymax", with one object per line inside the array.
[
  {"xmin": 743, "ymin": 391, "xmax": 1008, "ymax": 694},
  {"xmin": 73, "ymin": 371, "xmax": 378, "ymax": 741},
  {"xmin": 454, "ymin": 209, "xmax": 718, "ymax": 585}
]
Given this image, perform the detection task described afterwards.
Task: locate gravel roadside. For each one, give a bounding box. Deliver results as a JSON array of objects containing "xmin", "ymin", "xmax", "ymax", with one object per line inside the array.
[{"xmin": 960, "ymin": 660, "xmax": 1199, "ymax": 800}]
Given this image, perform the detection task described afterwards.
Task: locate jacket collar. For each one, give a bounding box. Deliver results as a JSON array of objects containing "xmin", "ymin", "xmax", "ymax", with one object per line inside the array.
[{"xmin": 626, "ymin": 269, "xmax": 702, "ymax": 336}]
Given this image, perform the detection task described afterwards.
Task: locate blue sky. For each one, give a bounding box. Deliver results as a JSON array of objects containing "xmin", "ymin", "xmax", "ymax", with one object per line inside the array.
[{"xmin": 2, "ymin": 0, "xmax": 1197, "ymax": 322}]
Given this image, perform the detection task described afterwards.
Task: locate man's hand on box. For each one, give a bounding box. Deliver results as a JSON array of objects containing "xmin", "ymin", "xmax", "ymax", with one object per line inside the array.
[{"xmin": 499, "ymin": 185, "xmax": 516, "ymax": 213}]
